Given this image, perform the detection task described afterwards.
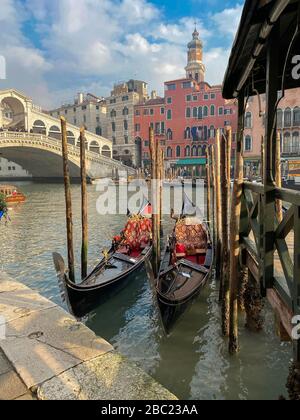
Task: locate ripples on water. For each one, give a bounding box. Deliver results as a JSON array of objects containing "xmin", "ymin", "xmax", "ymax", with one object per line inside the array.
[{"xmin": 0, "ymin": 182, "xmax": 292, "ymax": 400}]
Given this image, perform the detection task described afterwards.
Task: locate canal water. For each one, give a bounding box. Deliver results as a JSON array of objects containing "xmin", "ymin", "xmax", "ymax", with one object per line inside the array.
[{"xmin": 0, "ymin": 182, "xmax": 292, "ymax": 400}]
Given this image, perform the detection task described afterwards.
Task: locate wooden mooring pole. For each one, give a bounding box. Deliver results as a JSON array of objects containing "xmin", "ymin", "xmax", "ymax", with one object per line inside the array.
[
  {"xmin": 80, "ymin": 127, "xmax": 88, "ymax": 279},
  {"xmin": 206, "ymin": 150, "xmax": 211, "ymax": 223},
  {"xmin": 229, "ymin": 92, "xmax": 245, "ymax": 354},
  {"xmin": 210, "ymin": 145, "xmax": 216, "ymax": 255},
  {"xmin": 61, "ymin": 117, "xmax": 75, "ymax": 284},
  {"xmin": 275, "ymin": 130, "xmax": 283, "ymax": 223},
  {"xmin": 221, "ymin": 128, "xmax": 232, "ymax": 336},
  {"xmin": 149, "ymin": 126, "xmax": 161, "ymax": 277},
  {"xmin": 215, "ymin": 130, "xmax": 222, "ymax": 279}
]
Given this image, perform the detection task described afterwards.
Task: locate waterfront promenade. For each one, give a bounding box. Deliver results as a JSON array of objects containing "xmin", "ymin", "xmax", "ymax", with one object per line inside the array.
[{"xmin": 0, "ymin": 272, "xmax": 177, "ymax": 400}]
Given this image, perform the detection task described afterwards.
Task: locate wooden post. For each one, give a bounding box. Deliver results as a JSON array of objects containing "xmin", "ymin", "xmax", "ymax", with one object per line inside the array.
[
  {"xmin": 229, "ymin": 91, "xmax": 245, "ymax": 354},
  {"xmin": 149, "ymin": 127, "xmax": 160, "ymax": 277},
  {"xmin": 275, "ymin": 130, "xmax": 283, "ymax": 223},
  {"xmin": 61, "ymin": 117, "xmax": 75, "ymax": 284},
  {"xmin": 221, "ymin": 128, "xmax": 232, "ymax": 336},
  {"xmin": 215, "ymin": 130, "xmax": 222, "ymax": 278},
  {"xmin": 261, "ymin": 136, "xmax": 264, "ymax": 180},
  {"xmin": 262, "ymin": 24, "xmax": 279, "ymax": 291},
  {"xmin": 210, "ymin": 145, "xmax": 216, "ymax": 253},
  {"xmin": 80, "ymin": 127, "xmax": 88, "ymax": 279},
  {"xmin": 206, "ymin": 150, "xmax": 211, "ymax": 223}
]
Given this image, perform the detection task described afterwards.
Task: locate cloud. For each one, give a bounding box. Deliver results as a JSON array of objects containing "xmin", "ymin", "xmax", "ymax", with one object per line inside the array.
[
  {"xmin": 211, "ymin": 4, "xmax": 243, "ymax": 37},
  {"xmin": 0, "ymin": 0, "xmax": 242, "ymax": 108}
]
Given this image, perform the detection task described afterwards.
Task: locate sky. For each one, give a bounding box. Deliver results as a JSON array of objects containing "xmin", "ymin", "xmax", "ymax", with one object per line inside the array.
[{"xmin": 0, "ymin": 0, "xmax": 244, "ymax": 109}]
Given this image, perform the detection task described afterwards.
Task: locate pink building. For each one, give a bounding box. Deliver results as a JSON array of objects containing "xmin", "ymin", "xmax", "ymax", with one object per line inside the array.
[
  {"xmin": 244, "ymin": 88, "xmax": 300, "ymax": 176},
  {"xmin": 135, "ymin": 28, "xmax": 238, "ymax": 176}
]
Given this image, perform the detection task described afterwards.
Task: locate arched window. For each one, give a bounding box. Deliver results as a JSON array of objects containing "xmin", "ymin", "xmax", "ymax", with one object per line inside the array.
[
  {"xmin": 123, "ymin": 107, "xmax": 129, "ymax": 116},
  {"xmin": 124, "ymin": 120, "xmax": 128, "ymax": 131},
  {"xmin": 284, "ymin": 108, "xmax": 292, "ymax": 127},
  {"xmin": 186, "ymin": 107, "xmax": 191, "ymax": 118},
  {"xmin": 167, "ymin": 147, "xmax": 173, "ymax": 158},
  {"xmin": 293, "ymin": 107, "xmax": 300, "ymax": 127},
  {"xmin": 90, "ymin": 141, "xmax": 100, "ymax": 154},
  {"xmin": 283, "ymin": 132, "xmax": 291, "ymax": 154},
  {"xmin": 203, "ymin": 145, "xmax": 207, "ymax": 156},
  {"xmin": 277, "ymin": 109, "xmax": 283, "ymax": 128},
  {"xmin": 203, "ymin": 106, "xmax": 208, "ymax": 117},
  {"xmin": 198, "ymin": 146, "xmax": 203, "ymax": 156},
  {"xmin": 32, "ymin": 120, "xmax": 46, "ymax": 135},
  {"xmin": 292, "ymin": 132, "xmax": 300, "ymax": 154},
  {"xmin": 185, "ymin": 146, "xmax": 191, "ymax": 157},
  {"xmin": 112, "ymin": 122, "xmax": 116, "ymax": 132},
  {"xmin": 67, "ymin": 131, "xmax": 75, "ymax": 145},
  {"xmin": 167, "ymin": 129, "xmax": 173, "ymax": 140},
  {"xmin": 176, "ymin": 146, "xmax": 181, "ymax": 157},
  {"xmin": 244, "ymin": 135, "xmax": 252, "ymax": 152},
  {"xmin": 49, "ymin": 125, "xmax": 61, "ymax": 140},
  {"xmin": 210, "ymin": 105, "xmax": 215, "ymax": 116},
  {"xmin": 102, "ymin": 145, "xmax": 111, "ymax": 158},
  {"xmin": 167, "ymin": 110, "xmax": 172, "ymax": 120},
  {"xmin": 192, "ymin": 145, "xmax": 198, "ymax": 157},
  {"xmin": 193, "ymin": 107, "xmax": 198, "ymax": 118},
  {"xmin": 203, "ymin": 126, "xmax": 208, "ymax": 141},
  {"xmin": 198, "ymin": 107, "xmax": 202, "ymax": 119},
  {"xmin": 110, "ymin": 109, "xmax": 117, "ymax": 118},
  {"xmin": 209, "ymin": 125, "xmax": 215, "ymax": 138},
  {"xmin": 245, "ymin": 112, "xmax": 252, "ymax": 129},
  {"xmin": 185, "ymin": 127, "xmax": 191, "ymax": 139}
]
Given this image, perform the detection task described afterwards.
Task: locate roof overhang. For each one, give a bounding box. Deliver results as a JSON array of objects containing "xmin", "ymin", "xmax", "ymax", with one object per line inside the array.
[{"xmin": 222, "ymin": 0, "xmax": 300, "ymax": 99}]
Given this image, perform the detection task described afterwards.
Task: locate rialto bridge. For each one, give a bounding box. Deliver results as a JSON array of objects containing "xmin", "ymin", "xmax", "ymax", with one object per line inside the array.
[{"xmin": 0, "ymin": 89, "xmax": 135, "ymax": 180}]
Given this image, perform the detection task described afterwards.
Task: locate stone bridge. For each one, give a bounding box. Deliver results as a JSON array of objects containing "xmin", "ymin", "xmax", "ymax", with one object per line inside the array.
[
  {"xmin": 0, "ymin": 132, "xmax": 135, "ymax": 181},
  {"xmin": 0, "ymin": 89, "xmax": 135, "ymax": 180}
]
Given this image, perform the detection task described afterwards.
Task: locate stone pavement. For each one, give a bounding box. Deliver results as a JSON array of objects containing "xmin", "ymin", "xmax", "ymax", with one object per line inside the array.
[
  {"xmin": 0, "ymin": 272, "xmax": 177, "ymax": 400},
  {"xmin": 0, "ymin": 349, "xmax": 34, "ymax": 400}
]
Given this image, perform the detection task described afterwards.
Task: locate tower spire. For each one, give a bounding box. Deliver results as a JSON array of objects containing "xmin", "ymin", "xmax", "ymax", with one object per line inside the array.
[{"xmin": 185, "ymin": 26, "xmax": 205, "ymax": 83}]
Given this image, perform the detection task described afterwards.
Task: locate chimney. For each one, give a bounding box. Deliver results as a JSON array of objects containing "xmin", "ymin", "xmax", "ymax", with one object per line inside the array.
[{"xmin": 151, "ymin": 90, "xmax": 157, "ymax": 100}]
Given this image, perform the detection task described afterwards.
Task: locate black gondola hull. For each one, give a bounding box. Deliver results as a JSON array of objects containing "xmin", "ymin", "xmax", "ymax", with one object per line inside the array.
[
  {"xmin": 157, "ymin": 274, "xmax": 209, "ymax": 335},
  {"xmin": 55, "ymin": 247, "xmax": 152, "ymax": 318}
]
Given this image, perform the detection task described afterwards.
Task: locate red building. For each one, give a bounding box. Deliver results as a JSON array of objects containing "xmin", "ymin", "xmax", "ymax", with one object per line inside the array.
[
  {"xmin": 134, "ymin": 94, "xmax": 166, "ymax": 168},
  {"xmin": 135, "ymin": 28, "xmax": 238, "ymax": 176}
]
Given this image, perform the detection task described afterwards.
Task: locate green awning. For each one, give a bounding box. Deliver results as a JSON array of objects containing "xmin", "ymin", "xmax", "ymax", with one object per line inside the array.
[{"xmin": 175, "ymin": 158, "xmax": 207, "ymax": 166}]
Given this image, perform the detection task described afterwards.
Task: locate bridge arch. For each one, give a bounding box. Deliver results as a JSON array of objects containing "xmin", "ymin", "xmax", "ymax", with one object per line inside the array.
[
  {"xmin": 33, "ymin": 120, "xmax": 47, "ymax": 135},
  {"xmin": 0, "ymin": 96, "xmax": 26, "ymax": 130},
  {"xmin": 101, "ymin": 145, "xmax": 111, "ymax": 158},
  {"xmin": 90, "ymin": 140, "xmax": 100, "ymax": 154},
  {"xmin": 67, "ymin": 131, "xmax": 76, "ymax": 145},
  {"xmin": 49, "ymin": 125, "xmax": 61, "ymax": 140}
]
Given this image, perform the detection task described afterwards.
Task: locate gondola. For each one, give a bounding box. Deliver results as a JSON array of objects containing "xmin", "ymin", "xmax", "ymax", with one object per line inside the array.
[
  {"xmin": 155, "ymin": 194, "xmax": 213, "ymax": 334},
  {"xmin": 53, "ymin": 199, "xmax": 152, "ymax": 318}
]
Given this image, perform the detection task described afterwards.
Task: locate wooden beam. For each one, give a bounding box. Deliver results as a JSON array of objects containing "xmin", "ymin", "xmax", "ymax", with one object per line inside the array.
[
  {"xmin": 267, "ymin": 288, "xmax": 294, "ymax": 339},
  {"xmin": 229, "ymin": 91, "xmax": 245, "ymax": 354},
  {"xmin": 262, "ymin": 23, "xmax": 279, "ymax": 290}
]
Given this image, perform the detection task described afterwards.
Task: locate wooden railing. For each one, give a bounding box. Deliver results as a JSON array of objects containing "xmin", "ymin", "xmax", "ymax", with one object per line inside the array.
[{"xmin": 240, "ymin": 181, "xmax": 300, "ymax": 316}]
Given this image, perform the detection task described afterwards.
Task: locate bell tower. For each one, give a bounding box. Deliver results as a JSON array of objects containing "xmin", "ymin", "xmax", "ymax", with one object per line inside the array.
[{"xmin": 185, "ymin": 26, "xmax": 205, "ymax": 83}]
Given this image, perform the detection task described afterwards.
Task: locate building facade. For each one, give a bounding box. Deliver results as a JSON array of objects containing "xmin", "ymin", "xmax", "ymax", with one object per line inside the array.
[
  {"xmin": 134, "ymin": 94, "xmax": 165, "ymax": 168},
  {"xmin": 0, "ymin": 157, "xmax": 31, "ymax": 179},
  {"xmin": 137, "ymin": 29, "xmax": 238, "ymax": 176},
  {"xmin": 106, "ymin": 80, "xmax": 148, "ymax": 168},
  {"xmin": 244, "ymin": 89, "xmax": 300, "ymax": 178},
  {"xmin": 48, "ymin": 93, "xmax": 107, "ymax": 138}
]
